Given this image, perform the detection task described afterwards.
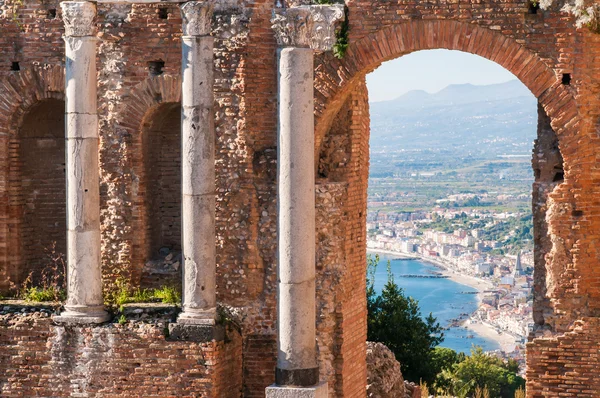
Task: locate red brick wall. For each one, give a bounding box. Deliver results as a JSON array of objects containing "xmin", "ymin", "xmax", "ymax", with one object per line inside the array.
[
  {"xmin": 142, "ymin": 103, "xmax": 182, "ymax": 257},
  {"xmin": 242, "ymin": 333, "xmax": 277, "ymax": 397},
  {"xmin": 1, "ymin": 0, "xmax": 600, "ymax": 396},
  {"xmin": 526, "ymin": 318, "xmax": 600, "ymax": 397},
  {"xmin": 0, "ymin": 312, "xmax": 242, "ymax": 397},
  {"xmin": 11, "ymin": 99, "xmax": 66, "ymax": 284},
  {"xmin": 0, "ymin": 67, "xmax": 65, "ymax": 290},
  {"xmin": 339, "ymin": 80, "xmax": 370, "ymax": 397},
  {"xmin": 315, "ymin": 80, "xmax": 370, "ymax": 397}
]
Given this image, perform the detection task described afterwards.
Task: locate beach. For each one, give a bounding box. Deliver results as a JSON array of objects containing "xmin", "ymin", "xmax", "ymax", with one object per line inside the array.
[
  {"xmin": 435, "ymin": 266, "xmax": 493, "ymax": 293},
  {"xmin": 462, "ymin": 319, "xmax": 518, "ymax": 353}
]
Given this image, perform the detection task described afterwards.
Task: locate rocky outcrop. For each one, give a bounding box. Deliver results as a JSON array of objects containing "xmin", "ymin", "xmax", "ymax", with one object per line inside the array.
[{"xmin": 366, "ymin": 341, "xmax": 406, "ymax": 398}]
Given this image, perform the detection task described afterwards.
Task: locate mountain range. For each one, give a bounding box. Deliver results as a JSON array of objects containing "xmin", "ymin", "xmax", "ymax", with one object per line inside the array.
[{"xmin": 369, "ymin": 80, "xmax": 537, "ymax": 156}]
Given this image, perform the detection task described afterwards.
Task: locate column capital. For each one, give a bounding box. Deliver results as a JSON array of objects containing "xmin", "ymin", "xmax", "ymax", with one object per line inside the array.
[
  {"xmin": 61, "ymin": 1, "xmax": 96, "ymax": 37},
  {"xmin": 271, "ymin": 4, "xmax": 344, "ymax": 51},
  {"xmin": 181, "ymin": 1, "xmax": 214, "ymax": 37}
]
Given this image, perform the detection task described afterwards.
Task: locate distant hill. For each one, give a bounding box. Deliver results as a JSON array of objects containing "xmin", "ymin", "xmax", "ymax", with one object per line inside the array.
[{"xmin": 369, "ymin": 80, "xmax": 537, "ymax": 156}]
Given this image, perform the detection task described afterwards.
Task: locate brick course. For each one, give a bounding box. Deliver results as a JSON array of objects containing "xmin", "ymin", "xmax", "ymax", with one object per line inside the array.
[{"xmin": 0, "ymin": 311, "xmax": 242, "ymax": 397}]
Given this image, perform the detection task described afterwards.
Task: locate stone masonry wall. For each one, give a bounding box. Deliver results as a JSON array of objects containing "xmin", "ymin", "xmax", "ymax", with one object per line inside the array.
[
  {"xmin": 1, "ymin": 0, "xmax": 600, "ymax": 396},
  {"xmin": 0, "ymin": 308, "xmax": 242, "ymax": 397},
  {"xmin": 526, "ymin": 317, "xmax": 600, "ymax": 397},
  {"xmin": 142, "ymin": 103, "xmax": 182, "ymax": 257},
  {"xmin": 313, "ymin": 79, "xmax": 370, "ymax": 397},
  {"xmin": 532, "ymin": 102, "xmax": 564, "ymax": 330}
]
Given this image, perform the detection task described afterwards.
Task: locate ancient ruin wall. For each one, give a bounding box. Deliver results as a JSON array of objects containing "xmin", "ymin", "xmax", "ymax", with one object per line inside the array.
[
  {"xmin": 312, "ymin": 2, "xmax": 600, "ymax": 396},
  {"xmin": 315, "ymin": 79, "xmax": 370, "ymax": 396},
  {"xmin": 0, "ymin": 0, "xmax": 600, "ymax": 396},
  {"xmin": 0, "ymin": 307, "xmax": 242, "ymax": 397},
  {"xmin": 532, "ymin": 102, "xmax": 564, "ymax": 329},
  {"xmin": 12, "ymin": 99, "xmax": 66, "ymax": 284}
]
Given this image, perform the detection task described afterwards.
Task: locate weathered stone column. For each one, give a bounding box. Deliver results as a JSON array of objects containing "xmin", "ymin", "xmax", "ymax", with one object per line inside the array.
[
  {"xmin": 55, "ymin": 1, "xmax": 109, "ymax": 324},
  {"xmin": 177, "ymin": 1, "xmax": 217, "ymax": 325},
  {"xmin": 267, "ymin": 5, "xmax": 344, "ymax": 397}
]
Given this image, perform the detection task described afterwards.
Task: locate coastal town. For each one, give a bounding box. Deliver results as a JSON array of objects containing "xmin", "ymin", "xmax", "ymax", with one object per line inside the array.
[{"xmin": 367, "ymin": 207, "xmax": 534, "ymax": 369}]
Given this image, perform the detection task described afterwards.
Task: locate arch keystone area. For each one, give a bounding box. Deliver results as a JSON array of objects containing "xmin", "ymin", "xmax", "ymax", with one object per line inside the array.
[
  {"xmin": 0, "ymin": 65, "xmax": 65, "ymax": 136},
  {"xmin": 314, "ymin": 20, "xmax": 573, "ymax": 156}
]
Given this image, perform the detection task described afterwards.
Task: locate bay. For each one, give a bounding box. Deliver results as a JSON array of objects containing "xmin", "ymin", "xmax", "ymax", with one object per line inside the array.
[{"xmin": 370, "ymin": 253, "xmax": 500, "ymax": 354}]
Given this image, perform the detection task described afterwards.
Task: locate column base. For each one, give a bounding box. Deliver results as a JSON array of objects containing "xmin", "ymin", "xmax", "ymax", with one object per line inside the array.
[
  {"xmin": 168, "ymin": 323, "xmax": 225, "ymax": 342},
  {"xmin": 53, "ymin": 305, "xmax": 111, "ymax": 324},
  {"xmin": 266, "ymin": 381, "xmax": 328, "ymax": 398},
  {"xmin": 177, "ymin": 307, "xmax": 217, "ymax": 325},
  {"xmin": 276, "ymin": 367, "xmax": 319, "ymax": 387}
]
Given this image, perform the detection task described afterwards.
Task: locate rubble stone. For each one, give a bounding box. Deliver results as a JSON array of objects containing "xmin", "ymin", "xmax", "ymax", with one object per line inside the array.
[{"xmin": 366, "ymin": 342, "xmax": 406, "ymax": 398}]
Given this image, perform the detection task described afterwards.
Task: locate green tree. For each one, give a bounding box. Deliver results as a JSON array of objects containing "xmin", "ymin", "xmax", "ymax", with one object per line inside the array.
[
  {"xmin": 367, "ymin": 255, "xmax": 444, "ymax": 382},
  {"xmin": 429, "ymin": 347, "xmax": 466, "ymax": 392},
  {"xmin": 440, "ymin": 347, "xmax": 525, "ymax": 397}
]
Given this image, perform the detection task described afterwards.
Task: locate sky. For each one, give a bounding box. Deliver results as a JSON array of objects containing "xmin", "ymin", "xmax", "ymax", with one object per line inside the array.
[{"xmin": 366, "ymin": 49, "xmax": 519, "ymax": 102}]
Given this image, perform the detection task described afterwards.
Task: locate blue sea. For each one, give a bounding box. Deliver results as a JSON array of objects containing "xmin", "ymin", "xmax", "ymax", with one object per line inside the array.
[{"xmin": 370, "ymin": 254, "xmax": 500, "ymax": 354}]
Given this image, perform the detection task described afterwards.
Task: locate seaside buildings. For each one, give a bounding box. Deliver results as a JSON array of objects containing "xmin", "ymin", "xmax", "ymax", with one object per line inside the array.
[{"xmin": 367, "ymin": 208, "xmax": 534, "ymax": 363}]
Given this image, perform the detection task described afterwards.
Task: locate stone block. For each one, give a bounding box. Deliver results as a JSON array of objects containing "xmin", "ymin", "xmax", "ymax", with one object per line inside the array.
[
  {"xmin": 53, "ymin": 308, "xmax": 111, "ymax": 325},
  {"xmin": 265, "ymin": 382, "xmax": 328, "ymax": 398},
  {"xmin": 168, "ymin": 323, "xmax": 225, "ymax": 342}
]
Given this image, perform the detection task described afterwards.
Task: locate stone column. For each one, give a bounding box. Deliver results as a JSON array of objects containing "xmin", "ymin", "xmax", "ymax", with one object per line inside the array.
[
  {"xmin": 55, "ymin": 1, "xmax": 109, "ymax": 324},
  {"xmin": 177, "ymin": 1, "xmax": 217, "ymax": 325},
  {"xmin": 267, "ymin": 5, "xmax": 344, "ymax": 397}
]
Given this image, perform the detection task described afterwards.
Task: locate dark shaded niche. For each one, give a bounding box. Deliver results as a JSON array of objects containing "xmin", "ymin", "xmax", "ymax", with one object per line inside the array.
[
  {"xmin": 141, "ymin": 103, "xmax": 182, "ymax": 260},
  {"xmin": 15, "ymin": 99, "xmax": 67, "ymax": 284}
]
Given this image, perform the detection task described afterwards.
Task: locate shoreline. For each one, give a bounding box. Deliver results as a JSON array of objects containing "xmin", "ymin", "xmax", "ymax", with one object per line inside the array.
[
  {"xmin": 368, "ymin": 249, "xmax": 493, "ymax": 294},
  {"xmin": 461, "ymin": 319, "xmax": 518, "ymax": 353},
  {"xmin": 367, "ymin": 248, "xmax": 418, "ymax": 260},
  {"xmin": 368, "ymin": 248, "xmax": 521, "ymax": 353}
]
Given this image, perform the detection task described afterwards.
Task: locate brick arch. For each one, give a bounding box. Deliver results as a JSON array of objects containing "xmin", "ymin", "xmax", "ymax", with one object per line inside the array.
[
  {"xmin": 119, "ymin": 75, "xmax": 182, "ymax": 284},
  {"xmin": 0, "ymin": 65, "xmax": 65, "ymax": 137},
  {"xmin": 312, "ymin": 19, "xmax": 587, "ymax": 394},
  {"xmin": 314, "ymin": 19, "xmax": 579, "ymax": 159},
  {"xmin": 313, "ymin": 18, "xmax": 583, "ymax": 320},
  {"xmin": 0, "ymin": 66, "xmax": 65, "ymax": 291}
]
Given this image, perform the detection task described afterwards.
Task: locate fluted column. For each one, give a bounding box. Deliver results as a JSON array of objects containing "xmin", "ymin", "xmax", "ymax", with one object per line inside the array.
[
  {"xmin": 55, "ymin": 1, "xmax": 109, "ymax": 324},
  {"xmin": 267, "ymin": 5, "xmax": 344, "ymax": 396},
  {"xmin": 177, "ymin": 1, "xmax": 217, "ymax": 325}
]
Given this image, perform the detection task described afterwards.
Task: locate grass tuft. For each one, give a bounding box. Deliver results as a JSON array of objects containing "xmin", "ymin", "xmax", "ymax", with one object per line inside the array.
[
  {"xmin": 152, "ymin": 286, "xmax": 181, "ymax": 304},
  {"xmin": 22, "ymin": 286, "xmax": 65, "ymax": 302},
  {"xmin": 114, "ymin": 283, "xmax": 182, "ymax": 307}
]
